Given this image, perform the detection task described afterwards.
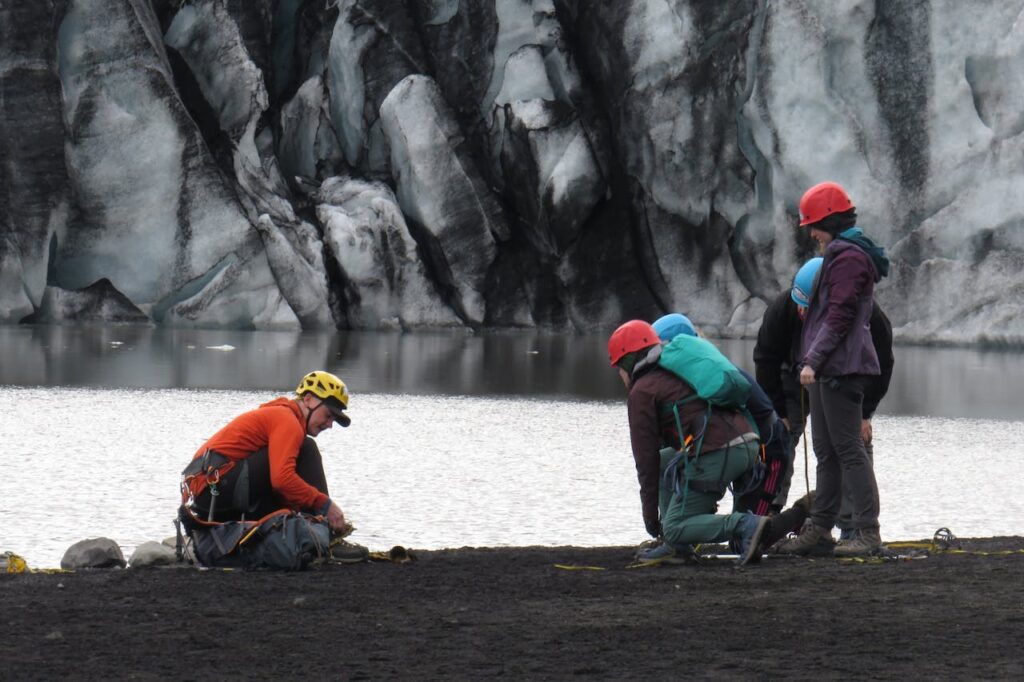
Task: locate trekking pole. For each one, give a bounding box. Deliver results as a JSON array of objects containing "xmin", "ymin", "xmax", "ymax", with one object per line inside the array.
[{"xmin": 800, "ymin": 387, "xmax": 810, "ymax": 496}]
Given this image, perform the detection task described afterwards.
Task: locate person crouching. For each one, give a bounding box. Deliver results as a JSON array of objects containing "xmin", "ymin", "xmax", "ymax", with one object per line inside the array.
[{"xmin": 608, "ymin": 320, "xmax": 769, "ymax": 566}]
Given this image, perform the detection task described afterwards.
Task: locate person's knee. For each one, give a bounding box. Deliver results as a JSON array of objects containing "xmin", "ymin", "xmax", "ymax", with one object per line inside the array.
[{"xmin": 299, "ymin": 437, "xmax": 322, "ymax": 457}]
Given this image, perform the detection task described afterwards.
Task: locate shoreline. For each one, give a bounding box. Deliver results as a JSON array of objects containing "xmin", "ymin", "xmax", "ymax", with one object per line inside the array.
[{"xmin": 4, "ymin": 536, "xmax": 1023, "ymax": 679}]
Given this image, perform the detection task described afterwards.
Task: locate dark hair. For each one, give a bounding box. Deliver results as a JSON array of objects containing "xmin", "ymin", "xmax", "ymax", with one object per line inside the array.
[{"xmin": 810, "ymin": 208, "xmax": 857, "ymax": 236}]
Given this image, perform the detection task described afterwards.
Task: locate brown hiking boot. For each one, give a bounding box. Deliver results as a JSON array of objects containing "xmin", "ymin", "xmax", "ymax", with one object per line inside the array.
[
  {"xmin": 327, "ymin": 532, "xmax": 368, "ymax": 561},
  {"xmin": 833, "ymin": 528, "xmax": 882, "ymax": 557},
  {"xmin": 761, "ymin": 491, "xmax": 817, "ymax": 549},
  {"xmin": 792, "ymin": 490, "xmax": 815, "ymax": 514},
  {"xmin": 771, "ymin": 523, "xmax": 835, "ymax": 556}
]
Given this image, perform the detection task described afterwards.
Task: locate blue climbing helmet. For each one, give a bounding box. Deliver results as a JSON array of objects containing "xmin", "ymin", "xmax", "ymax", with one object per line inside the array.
[
  {"xmin": 652, "ymin": 313, "xmax": 697, "ymax": 342},
  {"xmin": 791, "ymin": 257, "xmax": 824, "ymax": 308}
]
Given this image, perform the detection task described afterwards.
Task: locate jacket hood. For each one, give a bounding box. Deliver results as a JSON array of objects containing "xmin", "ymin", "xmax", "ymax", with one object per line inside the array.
[
  {"xmin": 630, "ymin": 343, "xmax": 663, "ymax": 379},
  {"xmin": 838, "ymin": 227, "xmax": 889, "ymax": 281},
  {"xmin": 260, "ymin": 396, "xmax": 303, "ymax": 422}
]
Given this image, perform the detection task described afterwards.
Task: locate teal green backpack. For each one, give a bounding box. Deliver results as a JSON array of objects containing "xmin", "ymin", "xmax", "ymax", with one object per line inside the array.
[{"xmin": 658, "ymin": 334, "xmax": 752, "ymax": 410}]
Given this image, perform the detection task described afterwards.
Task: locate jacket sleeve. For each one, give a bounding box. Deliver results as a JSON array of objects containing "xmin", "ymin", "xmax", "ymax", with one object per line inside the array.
[
  {"xmin": 740, "ymin": 368, "xmax": 775, "ymax": 438},
  {"xmin": 626, "ymin": 382, "xmax": 664, "ymax": 534},
  {"xmin": 803, "ymin": 251, "xmax": 873, "ymax": 373},
  {"xmin": 863, "ymin": 304, "xmax": 895, "ymax": 418},
  {"xmin": 266, "ymin": 415, "xmax": 330, "ymax": 512},
  {"xmin": 753, "ymin": 293, "xmax": 792, "ymax": 419}
]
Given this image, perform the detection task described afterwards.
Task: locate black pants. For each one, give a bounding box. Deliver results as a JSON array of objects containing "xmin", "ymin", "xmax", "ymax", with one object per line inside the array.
[{"xmin": 194, "ymin": 437, "xmax": 329, "ymax": 522}]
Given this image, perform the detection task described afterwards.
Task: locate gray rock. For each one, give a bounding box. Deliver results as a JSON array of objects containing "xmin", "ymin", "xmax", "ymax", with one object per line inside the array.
[
  {"xmin": 61, "ymin": 538, "xmax": 126, "ymax": 570},
  {"xmin": 162, "ymin": 536, "xmax": 196, "ymax": 565},
  {"xmin": 129, "ymin": 541, "xmax": 178, "ymax": 569}
]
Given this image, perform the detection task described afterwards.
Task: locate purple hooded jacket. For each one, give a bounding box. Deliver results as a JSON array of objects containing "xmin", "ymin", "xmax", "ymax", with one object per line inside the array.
[{"xmin": 800, "ymin": 239, "xmax": 881, "ymax": 378}]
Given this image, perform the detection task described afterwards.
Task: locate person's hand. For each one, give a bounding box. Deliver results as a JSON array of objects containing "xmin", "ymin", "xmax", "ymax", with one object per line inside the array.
[
  {"xmin": 326, "ymin": 502, "xmax": 352, "ymax": 535},
  {"xmin": 860, "ymin": 418, "xmax": 873, "ymax": 445},
  {"xmin": 799, "ymin": 365, "xmax": 817, "ymax": 386},
  {"xmin": 644, "ymin": 517, "xmax": 661, "ymax": 539}
]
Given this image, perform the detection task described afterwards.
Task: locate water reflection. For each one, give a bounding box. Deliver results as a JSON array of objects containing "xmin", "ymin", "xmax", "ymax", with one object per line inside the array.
[{"xmin": 1, "ymin": 325, "xmax": 1022, "ymax": 419}]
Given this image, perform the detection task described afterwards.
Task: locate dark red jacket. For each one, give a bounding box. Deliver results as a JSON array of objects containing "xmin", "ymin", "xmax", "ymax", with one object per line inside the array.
[{"xmin": 627, "ymin": 360, "xmax": 755, "ymax": 532}]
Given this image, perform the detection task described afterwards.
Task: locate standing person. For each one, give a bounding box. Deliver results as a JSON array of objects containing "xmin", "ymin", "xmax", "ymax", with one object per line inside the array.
[
  {"xmin": 838, "ymin": 299, "xmax": 893, "ymax": 539},
  {"xmin": 608, "ymin": 320, "xmax": 769, "ymax": 567},
  {"xmin": 774, "ymin": 181, "xmax": 890, "ymax": 557},
  {"xmin": 180, "ymin": 370, "xmax": 367, "ymax": 563},
  {"xmin": 754, "ymin": 258, "xmax": 894, "ymax": 538}
]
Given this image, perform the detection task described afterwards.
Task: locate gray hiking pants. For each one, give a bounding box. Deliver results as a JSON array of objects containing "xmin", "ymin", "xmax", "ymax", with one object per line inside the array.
[
  {"xmin": 837, "ymin": 438, "xmax": 873, "ymax": 532},
  {"xmin": 808, "ymin": 376, "xmax": 880, "ymax": 530},
  {"xmin": 773, "ymin": 371, "xmax": 806, "ymax": 508}
]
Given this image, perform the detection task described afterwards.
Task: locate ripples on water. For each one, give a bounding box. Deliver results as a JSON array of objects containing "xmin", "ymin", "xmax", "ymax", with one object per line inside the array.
[{"xmin": 3, "ymin": 386, "xmax": 1022, "ymax": 568}]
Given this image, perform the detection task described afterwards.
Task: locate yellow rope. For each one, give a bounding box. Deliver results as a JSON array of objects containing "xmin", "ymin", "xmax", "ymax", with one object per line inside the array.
[{"xmin": 554, "ymin": 564, "xmax": 607, "ymax": 571}]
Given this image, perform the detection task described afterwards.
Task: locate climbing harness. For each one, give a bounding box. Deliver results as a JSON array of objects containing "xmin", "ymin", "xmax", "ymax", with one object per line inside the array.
[{"xmin": 178, "ymin": 450, "xmax": 331, "ymax": 570}]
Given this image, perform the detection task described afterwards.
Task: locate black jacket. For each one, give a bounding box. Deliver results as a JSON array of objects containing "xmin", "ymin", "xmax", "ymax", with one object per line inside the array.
[{"xmin": 753, "ymin": 291, "xmax": 894, "ymax": 420}]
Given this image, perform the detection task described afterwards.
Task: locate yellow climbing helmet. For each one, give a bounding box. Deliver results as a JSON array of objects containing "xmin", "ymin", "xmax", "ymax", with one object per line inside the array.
[{"xmin": 295, "ymin": 370, "xmax": 351, "ymax": 426}]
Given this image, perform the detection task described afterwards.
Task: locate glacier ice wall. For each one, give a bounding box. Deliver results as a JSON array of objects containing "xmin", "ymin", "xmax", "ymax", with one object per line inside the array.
[{"xmin": 0, "ymin": 0, "xmax": 1021, "ymax": 344}]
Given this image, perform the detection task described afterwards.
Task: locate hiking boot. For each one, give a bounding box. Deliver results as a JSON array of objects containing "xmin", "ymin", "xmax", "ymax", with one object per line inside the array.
[
  {"xmin": 634, "ymin": 541, "xmax": 694, "ymax": 566},
  {"xmin": 761, "ymin": 492, "xmax": 816, "ymax": 549},
  {"xmin": 734, "ymin": 513, "xmax": 771, "ymax": 566},
  {"xmin": 833, "ymin": 528, "xmax": 882, "ymax": 557},
  {"xmin": 329, "ymin": 537, "xmax": 369, "ymax": 564},
  {"xmin": 771, "ymin": 523, "xmax": 835, "ymax": 556},
  {"xmin": 792, "ymin": 490, "xmax": 815, "ymax": 514}
]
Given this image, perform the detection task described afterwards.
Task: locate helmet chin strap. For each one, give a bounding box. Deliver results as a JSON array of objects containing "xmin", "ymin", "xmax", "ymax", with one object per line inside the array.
[{"xmin": 302, "ymin": 395, "xmax": 325, "ymax": 433}]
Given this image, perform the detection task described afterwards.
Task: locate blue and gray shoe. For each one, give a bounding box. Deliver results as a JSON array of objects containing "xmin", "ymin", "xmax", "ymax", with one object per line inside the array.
[
  {"xmin": 734, "ymin": 513, "xmax": 771, "ymax": 566},
  {"xmin": 634, "ymin": 541, "xmax": 694, "ymax": 566}
]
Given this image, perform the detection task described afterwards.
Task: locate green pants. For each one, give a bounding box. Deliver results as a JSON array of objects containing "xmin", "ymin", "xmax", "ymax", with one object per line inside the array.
[{"xmin": 661, "ymin": 439, "xmax": 760, "ymax": 547}]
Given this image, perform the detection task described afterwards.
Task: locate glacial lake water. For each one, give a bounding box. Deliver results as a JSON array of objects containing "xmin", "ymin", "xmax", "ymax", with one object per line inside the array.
[{"xmin": 1, "ymin": 324, "xmax": 1022, "ymax": 568}]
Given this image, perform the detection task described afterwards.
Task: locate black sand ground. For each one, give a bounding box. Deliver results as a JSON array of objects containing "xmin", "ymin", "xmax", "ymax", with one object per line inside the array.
[{"xmin": 3, "ymin": 537, "xmax": 1023, "ymax": 680}]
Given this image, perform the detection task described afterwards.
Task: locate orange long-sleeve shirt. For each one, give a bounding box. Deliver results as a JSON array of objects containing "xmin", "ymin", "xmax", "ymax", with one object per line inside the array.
[{"xmin": 192, "ymin": 397, "xmax": 329, "ymax": 512}]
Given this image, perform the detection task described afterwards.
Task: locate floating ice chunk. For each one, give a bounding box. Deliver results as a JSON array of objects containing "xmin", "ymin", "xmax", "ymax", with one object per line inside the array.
[{"xmin": 204, "ymin": 345, "xmax": 236, "ymax": 352}]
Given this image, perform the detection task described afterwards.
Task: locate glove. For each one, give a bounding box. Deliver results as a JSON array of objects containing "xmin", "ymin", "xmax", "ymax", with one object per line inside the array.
[{"xmin": 644, "ymin": 516, "xmax": 662, "ymax": 539}]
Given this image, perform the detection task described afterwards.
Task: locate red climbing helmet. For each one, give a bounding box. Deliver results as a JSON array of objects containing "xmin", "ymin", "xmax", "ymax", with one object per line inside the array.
[
  {"xmin": 799, "ymin": 181, "xmax": 854, "ymax": 226},
  {"xmin": 607, "ymin": 320, "xmax": 659, "ymax": 367}
]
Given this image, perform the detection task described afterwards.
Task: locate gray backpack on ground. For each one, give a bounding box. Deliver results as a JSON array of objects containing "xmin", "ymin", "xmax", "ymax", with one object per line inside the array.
[{"xmin": 181, "ymin": 508, "xmax": 330, "ymax": 571}]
